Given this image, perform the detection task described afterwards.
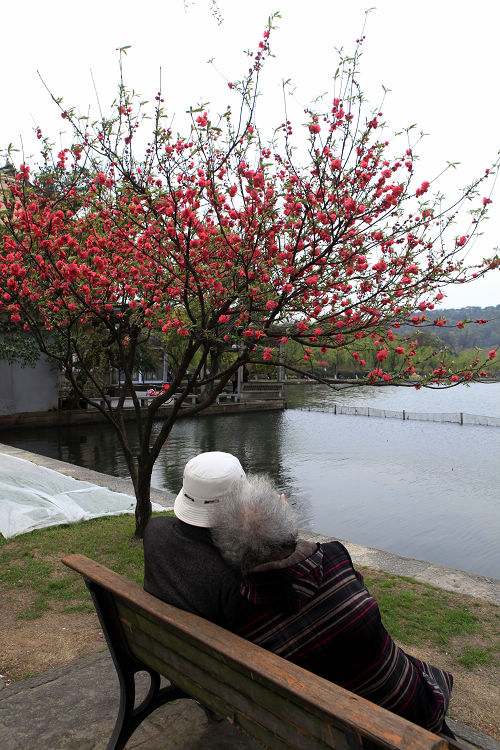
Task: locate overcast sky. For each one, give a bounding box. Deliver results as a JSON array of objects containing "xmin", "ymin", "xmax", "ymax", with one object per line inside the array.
[{"xmin": 2, "ymin": 0, "xmax": 499, "ymax": 309}]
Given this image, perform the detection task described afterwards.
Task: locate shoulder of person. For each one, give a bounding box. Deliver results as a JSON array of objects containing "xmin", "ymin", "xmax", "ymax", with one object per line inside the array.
[
  {"xmin": 321, "ymin": 540, "xmax": 366, "ymax": 585},
  {"xmin": 144, "ymin": 514, "xmax": 175, "ymax": 541},
  {"xmin": 321, "ymin": 540, "xmax": 354, "ymax": 562}
]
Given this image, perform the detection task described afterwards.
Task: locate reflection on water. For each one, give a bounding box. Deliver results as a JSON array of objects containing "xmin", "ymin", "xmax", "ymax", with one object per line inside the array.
[
  {"xmin": 149, "ymin": 412, "xmax": 296, "ymax": 510},
  {"xmin": 1, "ymin": 382, "xmax": 499, "ymax": 578}
]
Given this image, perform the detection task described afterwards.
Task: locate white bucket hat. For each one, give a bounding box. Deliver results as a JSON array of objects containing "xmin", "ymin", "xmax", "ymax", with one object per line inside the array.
[{"xmin": 174, "ymin": 452, "xmax": 246, "ymax": 527}]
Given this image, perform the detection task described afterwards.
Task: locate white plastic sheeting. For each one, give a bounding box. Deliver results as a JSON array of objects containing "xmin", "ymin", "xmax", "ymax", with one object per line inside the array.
[{"xmin": 0, "ymin": 452, "xmax": 162, "ymax": 538}]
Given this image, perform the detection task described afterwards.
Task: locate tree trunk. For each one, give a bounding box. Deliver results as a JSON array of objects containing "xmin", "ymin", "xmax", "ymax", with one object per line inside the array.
[{"xmin": 134, "ymin": 463, "xmax": 153, "ymax": 539}]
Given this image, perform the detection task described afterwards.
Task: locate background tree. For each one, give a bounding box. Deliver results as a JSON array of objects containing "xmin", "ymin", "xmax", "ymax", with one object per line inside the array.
[
  {"xmin": 1, "ymin": 22, "xmax": 498, "ymax": 535},
  {"xmin": 410, "ymin": 304, "xmax": 500, "ymax": 353}
]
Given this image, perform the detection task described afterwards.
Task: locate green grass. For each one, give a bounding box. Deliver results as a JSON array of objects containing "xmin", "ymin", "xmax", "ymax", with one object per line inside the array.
[
  {"xmin": 455, "ymin": 646, "xmax": 494, "ymax": 670},
  {"xmin": 0, "ymin": 511, "xmax": 170, "ymax": 619},
  {"xmin": 62, "ymin": 602, "xmax": 94, "ymax": 614},
  {"xmin": 1, "ymin": 514, "xmax": 498, "ymax": 666},
  {"xmin": 363, "ymin": 572, "xmax": 483, "ymax": 647}
]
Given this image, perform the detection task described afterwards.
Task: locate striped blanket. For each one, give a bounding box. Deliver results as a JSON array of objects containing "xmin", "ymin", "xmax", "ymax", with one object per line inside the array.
[{"xmin": 235, "ymin": 541, "xmax": 453, "ymax": 733}]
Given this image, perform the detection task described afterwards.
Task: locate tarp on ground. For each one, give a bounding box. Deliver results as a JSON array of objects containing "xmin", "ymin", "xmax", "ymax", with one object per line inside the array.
[{"xmin": 0, "ymin": 452, "xmax": 164, "ymax": 538}]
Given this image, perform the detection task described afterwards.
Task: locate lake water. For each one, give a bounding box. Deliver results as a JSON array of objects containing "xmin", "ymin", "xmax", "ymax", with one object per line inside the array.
[
  {"xmin": 1, "ymin": 382, "xmax": 499, "ymax": 578},
  {"xmin": 285, "ymin": 379, "xmax": 500, "ymax": 416}
]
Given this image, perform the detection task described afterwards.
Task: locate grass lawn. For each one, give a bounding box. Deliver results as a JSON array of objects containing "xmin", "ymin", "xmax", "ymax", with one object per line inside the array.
[
  {"xmin": 362, "ymin": 570, "xmax": 498, "ymax": 667},
  {"xmin": 1, "ymin": 514, "xmax": 147, "ymax": 620},
  {"xmin": 1, "ymin": 513, "xmax": 499, "ymax": 737},
  {"xmin": 1, "ymin": 512, "xmax": 498, "ymax": 659}
]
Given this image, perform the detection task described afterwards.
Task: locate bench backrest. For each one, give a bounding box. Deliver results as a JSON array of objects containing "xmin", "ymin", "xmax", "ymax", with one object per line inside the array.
[{"xmin": 62, "ymin": 554, "xmax": 447, "ymax": 750}]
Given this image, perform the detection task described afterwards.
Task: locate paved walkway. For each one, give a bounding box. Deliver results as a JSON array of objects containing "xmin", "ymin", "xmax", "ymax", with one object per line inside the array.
[
  {"xmin": 1, "ymin": 444, "xmax": 499, "ymax": 749},
  {"xmin": 0, "ymin": 651, "xmax": 261, "ymax": 750}
]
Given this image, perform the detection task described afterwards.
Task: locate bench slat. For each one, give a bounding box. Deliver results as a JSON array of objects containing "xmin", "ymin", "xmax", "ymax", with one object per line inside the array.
[
  {"xmin": 119, "ymin": 600, "xmax": 359, "ymax": 750},
  {"xmin": 62, "ymin": 554, "xmax": 448, "ymax": 750},
  {"xmin": 131, "ymin": 642, "xmax": 320, "ymax": 750}
]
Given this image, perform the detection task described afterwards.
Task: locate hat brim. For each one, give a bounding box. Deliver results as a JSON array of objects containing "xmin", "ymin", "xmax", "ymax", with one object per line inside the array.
[{"xmin": 174, "ymin": 488, "xmax": 219, "ymax": 527}]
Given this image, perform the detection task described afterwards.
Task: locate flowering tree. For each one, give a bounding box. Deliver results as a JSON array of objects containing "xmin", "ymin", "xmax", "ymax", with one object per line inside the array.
[{"xmin": 1, "ymin": 23, "xmax": 498, "ymax": 535}]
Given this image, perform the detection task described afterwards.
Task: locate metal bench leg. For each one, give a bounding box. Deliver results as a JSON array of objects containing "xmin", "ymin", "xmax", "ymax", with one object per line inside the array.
[
  {"xmin": 86, "ymin": 582, "xmax": 188, "ymax": 750},
  {"xmin": 107, "ymin": 668, "xmax": 186, "ymax": 750}
]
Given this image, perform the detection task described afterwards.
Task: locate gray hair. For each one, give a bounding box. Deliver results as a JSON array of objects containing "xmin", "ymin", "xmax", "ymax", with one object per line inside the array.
[{"xmin": 211, "ymin": 474, "xmax": 298, "ymax": 574}]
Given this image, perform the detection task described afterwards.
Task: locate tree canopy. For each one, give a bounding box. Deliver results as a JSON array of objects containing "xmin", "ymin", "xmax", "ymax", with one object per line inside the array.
[{"xmin": 1, "ymin": 22, "xmax": 498, "ymax": 534}]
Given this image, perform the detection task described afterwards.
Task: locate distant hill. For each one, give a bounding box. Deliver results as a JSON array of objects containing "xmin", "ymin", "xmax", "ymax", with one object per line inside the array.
[{"xmin": 412, "ymin": 304, "xmax": 500, "ymax": 351}]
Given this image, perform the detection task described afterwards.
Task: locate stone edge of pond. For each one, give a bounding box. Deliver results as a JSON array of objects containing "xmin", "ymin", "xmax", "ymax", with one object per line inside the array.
[{"xmin": 1, "ymin": 441, "xmax": 498, "ymax": 606}]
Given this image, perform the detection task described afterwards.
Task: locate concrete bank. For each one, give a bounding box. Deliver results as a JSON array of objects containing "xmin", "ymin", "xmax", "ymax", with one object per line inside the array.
[
  {"xmin": 1, "ymin": 441, "xmax": 499, "ymax": 605},
  {"xmin": 0, "ymin": 398, "xmax": 285, "ymax": 430}
]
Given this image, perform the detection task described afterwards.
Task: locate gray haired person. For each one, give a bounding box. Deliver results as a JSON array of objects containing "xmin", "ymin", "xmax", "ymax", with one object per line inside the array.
[
  {"xmin": 210, "ymin": 474, "xmax": 454, "ymax": 736},
  {"xmin": 211, "ymin": 474, "xmax": 310, "ymax": 573}
]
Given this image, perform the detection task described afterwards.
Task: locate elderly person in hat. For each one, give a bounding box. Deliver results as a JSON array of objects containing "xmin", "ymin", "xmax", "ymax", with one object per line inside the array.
[
  {"xmin": 143, "ymin": 451, "xmax": 253, "ymax": 626},
  {"xmin": 143, "ymin": 452, "xmax": 454, "ymax": 735}
]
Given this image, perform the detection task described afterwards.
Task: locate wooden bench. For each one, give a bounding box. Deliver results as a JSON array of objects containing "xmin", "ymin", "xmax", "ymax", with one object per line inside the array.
[{"xmin": 62, "ymin": 554, "xmax": 455, "ymax": 750}]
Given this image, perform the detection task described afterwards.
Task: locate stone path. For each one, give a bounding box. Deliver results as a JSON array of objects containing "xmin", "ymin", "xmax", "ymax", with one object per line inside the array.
[{"xmin": 0, "ymin": 651, "xmax": 260, "ymax": 750}]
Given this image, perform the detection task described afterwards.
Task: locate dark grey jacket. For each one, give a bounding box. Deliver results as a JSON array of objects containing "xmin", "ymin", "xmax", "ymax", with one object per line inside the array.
[{"xmin": 143, "ymin": 516, "xmax": 252, "ymax": 627}]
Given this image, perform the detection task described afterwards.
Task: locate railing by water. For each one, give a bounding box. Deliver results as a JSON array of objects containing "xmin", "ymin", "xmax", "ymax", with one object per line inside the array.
[{"xmin": 297, "ymin": 405, "xmax": 500, "ymax": 428}]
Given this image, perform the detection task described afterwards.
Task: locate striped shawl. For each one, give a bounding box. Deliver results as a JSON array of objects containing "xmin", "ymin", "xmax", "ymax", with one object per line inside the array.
[{"xmin": 234, "ymin": 541, "xmax": 452, "ymax": 733}]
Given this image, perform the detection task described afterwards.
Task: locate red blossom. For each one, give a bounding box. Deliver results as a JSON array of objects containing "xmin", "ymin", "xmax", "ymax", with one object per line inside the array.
[
  {"xmin": 415, "ymin": 181, "xmax": 430, "ymax": 197},
  {"xmin": 305, "ymin": 275, "xmax": 318, "ymax": 287},
  {"xmin": 18, "ymin": 164, "xmax": 30, "ymax": 181}
]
